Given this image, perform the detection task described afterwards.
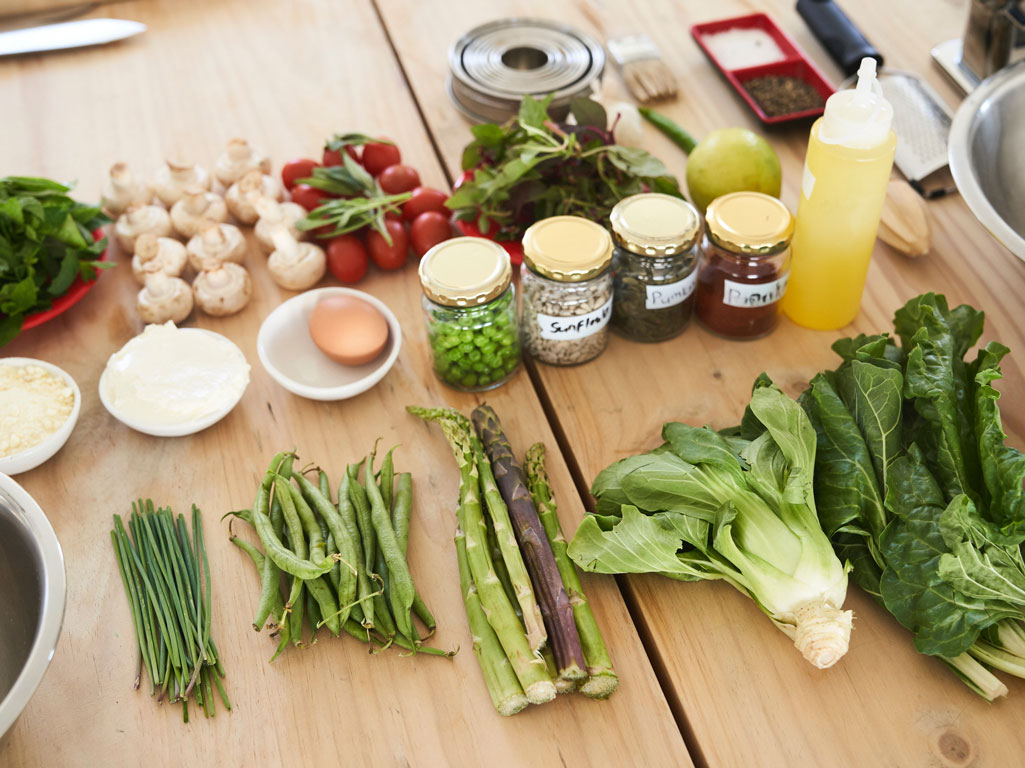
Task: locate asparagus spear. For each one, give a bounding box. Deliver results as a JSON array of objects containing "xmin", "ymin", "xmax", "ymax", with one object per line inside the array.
[
  {"xmin": 471, "ymin": 406, "xmax": 587, "ymax": 684},
  {"xmin": 457, "ymin": 525, "xmax": 529, "ymax": 715},
  {"xmin": 525, "ymin": 443, "xmax": 619, "ymax": 699},
  {"xmin": 409, "ymin": 406, "xmax": 556, "ymax": 704},
  {"xmin": 474, "ymin": 437, "xmax": 546, "ymax": 651}
]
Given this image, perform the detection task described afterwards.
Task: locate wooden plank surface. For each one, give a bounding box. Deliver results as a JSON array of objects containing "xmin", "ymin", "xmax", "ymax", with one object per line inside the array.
[
  {"xmin": 374, "ymin": 0, "xmax": 1025, "ymax": 766},
  {"xmin": 0, "ymin": 1, "xmax": 690, "ymax": 765}
]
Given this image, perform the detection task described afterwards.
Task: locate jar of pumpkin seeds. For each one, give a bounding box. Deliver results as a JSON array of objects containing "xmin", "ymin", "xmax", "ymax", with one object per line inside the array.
[
  {"xmin": 610, "ymin": 193, "xmax": 701, "ymax": 342},
  {"xmin": 520, "ymin": 216, "xmax": 614, "ymax": 366}
]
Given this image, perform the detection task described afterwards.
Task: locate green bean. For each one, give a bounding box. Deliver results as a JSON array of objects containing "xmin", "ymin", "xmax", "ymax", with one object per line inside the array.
[
  {"xmin": 251, "ymin": 457, "xmax": 283, "ymax": 630},
  {"xmin": 371, "ymin": 589, "xmax": 397, "ymax": 640},
  {"xmin": 305, "ymin": 588, "xmax": 321, "ymax": 643},
  {"xmin": 346, "ymin": 461, "xmax": 375, "ymax": 571},
  {"xmin": 326, "ymin": 532, "xmax": 341, "ymax": 595},
  {"xmin": 392, "ymin": 473, "xmax": 412, "ymax": 553},
  {"xmin": 364, "ymin": 455, "xmax": 415, "ymax": 642},
  {"xmin": 289, "ymin": 580, "xmax": 305, "ymax": 648},
  {"xmin": 412, "ymin": 592, "xmax": 437, "ymax": 636},
  {"xmin": 294, "ymin": 474, "xmax": 359, "ymax": 629},
  {"xmin": 379, "ymin": 445, "xmax": 397, "ymax": 516},
  {"xmin": 341, "ymin": 468, "xmax": 375, "ymax": 628},
  {"xmin": 273, "ymin": 474, "xmax": 307, "ymax": 560},
  {"xmin": 306, "ymin": 574, "xmax": 340, "ymax": 636},
  {"xmin": 250, "ymin": 453, "xmax": 333, "ymax": 580},
  {"xmin": 277, "ymin": 475, "xmax": 326, "ymax": 563},
  {"xmin": 318, "ymin": 469, "xmax": 331, "ymax": 503}
]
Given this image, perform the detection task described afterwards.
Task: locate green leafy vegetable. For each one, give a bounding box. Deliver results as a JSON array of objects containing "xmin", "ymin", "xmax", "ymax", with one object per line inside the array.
[
  {"xmin": 447, "ymin": 94, "xmax": 681, "ymax": 241},
  {"xmin": 569, "ymin": 384, "xmax": 853, "ymax": 669},
  {"xmin": 801, "ymin": 292, "xmax": 1025, "ymax": 700},
  {"xmin": 0, "ymin": 176, "xmax": 110, "ymax": 346}
]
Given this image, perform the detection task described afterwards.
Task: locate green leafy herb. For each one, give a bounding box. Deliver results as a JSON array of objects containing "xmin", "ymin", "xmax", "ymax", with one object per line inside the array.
[
  {"xmin": 447, "ymin": 94, "xmax": 681, "ymax": 241},
  {"xmin": 0, "ymin": 176, "xmax": 110, "ymax": 346}
]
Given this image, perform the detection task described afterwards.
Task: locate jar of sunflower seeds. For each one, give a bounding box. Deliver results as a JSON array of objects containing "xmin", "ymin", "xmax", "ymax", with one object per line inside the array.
[{"xmin": 520, "ymin": 216, "xmax": 614, "ymax": 366}]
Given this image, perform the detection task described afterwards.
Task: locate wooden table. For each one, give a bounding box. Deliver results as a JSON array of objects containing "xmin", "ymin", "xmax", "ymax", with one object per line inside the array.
[{"xmin": 2, "ymin": 0, "xmax": 1024, "ymax": 766}]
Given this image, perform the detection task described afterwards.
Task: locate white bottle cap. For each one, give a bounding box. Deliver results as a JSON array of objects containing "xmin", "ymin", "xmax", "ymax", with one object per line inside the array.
[{"xmin": 818, "ymin": 57, "xmax": 894, "ymax": 149}]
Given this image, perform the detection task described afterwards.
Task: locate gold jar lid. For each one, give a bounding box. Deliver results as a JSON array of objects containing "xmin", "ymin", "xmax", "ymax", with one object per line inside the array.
[
  {"xmin": 609, "ymin": 193, "xmax": 701, "ymax": 256},
  {"xmin": 521, "ymin": 215, "xmax": 613, "ymax": 282},
  {"xmin": 705, "ymin": 192, "xmax": 794, "ymax": 256},
  {"xmin": 419, "ymin": 236, "xmax": 511, "ymax": 307}
]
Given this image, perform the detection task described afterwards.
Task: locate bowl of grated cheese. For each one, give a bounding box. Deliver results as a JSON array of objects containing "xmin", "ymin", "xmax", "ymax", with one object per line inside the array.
[{"xmin": 0, "ymin": 358, "xmax": 81, "ymax": 476}]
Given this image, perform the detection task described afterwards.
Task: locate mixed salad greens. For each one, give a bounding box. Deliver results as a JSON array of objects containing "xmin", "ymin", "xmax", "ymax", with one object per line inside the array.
[{"xmin": 0, "ymin": 176, "xmax": 109, "ymax": 346}]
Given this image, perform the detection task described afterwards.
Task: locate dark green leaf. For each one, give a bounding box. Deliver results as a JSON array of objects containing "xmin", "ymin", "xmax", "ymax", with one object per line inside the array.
[{"xmin": 569, "ymin": 96, "xmax": 607, "ymax": 130}]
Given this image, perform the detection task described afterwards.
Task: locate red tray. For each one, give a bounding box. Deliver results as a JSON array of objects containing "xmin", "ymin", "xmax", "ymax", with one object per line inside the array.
[
  {"xmin": 691, "ymin": 13, "xmax": 835, "ymax": 125},
  {"xmin": 21, "ymin": 228, "xmax": 108, "ymax": 330}
]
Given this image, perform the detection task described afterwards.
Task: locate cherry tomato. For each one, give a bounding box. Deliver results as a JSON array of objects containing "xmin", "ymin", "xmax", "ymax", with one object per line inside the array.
[
  {"xmin": 362, "ymin": 140, "xmax": 401, "ymax": 176},
  {"xmin": 384, "ymin": 207, "xmax": 403, "ymax": 221},
  {"xmin": 366, "ymin": 219, "xmax": 409, "ymax": 270},
  {"xmin": 326, "ymin": 234, "xmax": 369, "ymax": 283},
  {"xmin": 291, "ymin": 184, "xmax": 331, "ymax": 212},
  {"xmin": 410, "ymin": 211, "xmax": 452, "ymax": 257},
  {"xmin": 281, "ymin": 158, "xmax": 320, "ymax": 191},
  {"xmin": 402, "ymin": 186, "xmax": 449, "ymax": 221},
  {"xmin": 378, "ymin": 164, "xmax": 421, "ymax": 194}
]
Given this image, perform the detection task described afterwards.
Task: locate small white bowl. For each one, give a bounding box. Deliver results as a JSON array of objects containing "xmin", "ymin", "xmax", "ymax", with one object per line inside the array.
[
  {"xmin": 0, "ymin": 358, "xmax": 81, "ymax": 476},
  {"xmin": 99, "ymin": 327, "xmax": 249, "ymax": 437},
  {"xmin": 257, "ymin": 287, "xmax": 402, "ymax": 401}
]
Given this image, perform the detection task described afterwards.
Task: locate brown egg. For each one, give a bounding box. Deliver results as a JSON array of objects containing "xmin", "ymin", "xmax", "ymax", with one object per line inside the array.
[{"xmin": 308, "ymin": 295, "xmax": 389, "ymax": 366}]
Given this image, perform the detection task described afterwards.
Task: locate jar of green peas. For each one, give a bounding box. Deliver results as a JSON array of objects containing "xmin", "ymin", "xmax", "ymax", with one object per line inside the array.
[{"xmin": 418, "ymin": 237, "xmax": 521, "ymax": 391}]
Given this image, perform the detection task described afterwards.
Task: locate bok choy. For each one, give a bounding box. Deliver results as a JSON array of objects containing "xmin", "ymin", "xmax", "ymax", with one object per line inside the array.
[{"xmin": 569, "ymin": 385, "xmax": 853, "ymax": 669}]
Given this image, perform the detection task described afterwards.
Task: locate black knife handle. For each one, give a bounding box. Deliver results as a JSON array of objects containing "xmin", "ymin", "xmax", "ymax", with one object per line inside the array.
[{"xmin": 796, "ymin": 0, "xmax": 883, "ymax": 76}]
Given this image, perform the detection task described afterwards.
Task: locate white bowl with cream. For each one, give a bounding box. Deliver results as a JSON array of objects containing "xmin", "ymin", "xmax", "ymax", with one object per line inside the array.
[
  {"xmin": 0, "ymin": 358, "xmax": 81, "ymax": 476},
  {"xmin": 99, "ymin": 322, "xmax": 250, "ymax": 437},
  {"xmin": 257, "ymin": 287, "xmax": 401, "ymax": 401}
]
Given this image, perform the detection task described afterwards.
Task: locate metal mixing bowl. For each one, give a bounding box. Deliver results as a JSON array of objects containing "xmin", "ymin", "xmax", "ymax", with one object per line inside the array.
[
  {"xmin": 949, "ymin": 60, "xmax": 1025, "ymax": 262},
  {"xmin": 0, "ymin": 474, "xmax": 66, "ymax": 747}
]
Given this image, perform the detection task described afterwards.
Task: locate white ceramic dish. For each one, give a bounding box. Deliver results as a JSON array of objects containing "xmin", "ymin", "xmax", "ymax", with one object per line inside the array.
[
  {"xmin": 98, "ymin": 327, "xmax": 249, "ymax": 437},
  {"xmin": 0, "ymin": 358, "xmax": 81, "ymax": 476},
  {"xmin": 257, "ymin": 287, "xmax": 402, "ymax": 401}
]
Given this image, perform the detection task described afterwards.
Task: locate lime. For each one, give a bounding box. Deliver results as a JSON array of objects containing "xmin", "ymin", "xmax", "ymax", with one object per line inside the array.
[{"xmin": 685, "ymin": 128, "xmax": 782, "ymax": 214}]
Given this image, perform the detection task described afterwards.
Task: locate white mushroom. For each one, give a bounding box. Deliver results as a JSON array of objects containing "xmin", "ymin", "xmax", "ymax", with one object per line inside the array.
[
  {"xmin": 192, "ymin": 260, "xmax": 252, "ymax": 316},
  {"xmin": 136, "ymin": 262, "xmax": 193, "ymax": 324},
  {"xmin": 131, "ymin": 234, "xmax": 188, "ymax": 284},
  {"xmin": 170, "ymin": 186, "xmax": 228, "ymax": 238},
  {"xmin": 254, "ymin": 197, "xmax": 306, "ymax": 252},
  {"xmin": 154, "ymin": 160, "xmax": 211, "ymax": 206},
  {"xmin": 226, "ymin": 169, "xmax": 283, "ymax": 224},
  {"xmin": 214, "ymin": 138, "xmax": 271, "ymax": 186},
  {"xmin": 114, "ymin": 205, "xmax": 173, "ymax": 254},
  {"xmin": 268, "ymin": 229, "xmax": 325, "ymax": 291},
  {"xmin": 101, "ymin": 162, "xmax": 152, "ymax": 215},
  {"xmin": 186, "ymin": 222, "xmax": 247, "ymax": 271}
]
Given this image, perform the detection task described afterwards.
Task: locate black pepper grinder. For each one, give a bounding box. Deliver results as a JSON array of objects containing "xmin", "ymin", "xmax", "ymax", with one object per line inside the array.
[{"xmin": 796, "ymin": 0, "xmax": 883, "ymax": 77}]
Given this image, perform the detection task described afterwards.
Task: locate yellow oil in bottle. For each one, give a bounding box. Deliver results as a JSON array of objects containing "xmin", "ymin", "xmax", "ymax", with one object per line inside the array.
[
  {"xmin": 782, "ymin": 57, "xmax": 897, "ymax": 330},
  {"xmin": 782, "ymin": 122, "xmax": 896, "ymax": 329}
]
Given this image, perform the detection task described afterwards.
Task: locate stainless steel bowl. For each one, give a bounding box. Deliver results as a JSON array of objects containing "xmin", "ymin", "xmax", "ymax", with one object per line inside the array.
[
  {"xmin": 0, "ymin": 474, "xmax": 66, "ymax": 746},
  {"xmin": 949, "ymin": 60, "xmax": 1025, "ymax": 261}
]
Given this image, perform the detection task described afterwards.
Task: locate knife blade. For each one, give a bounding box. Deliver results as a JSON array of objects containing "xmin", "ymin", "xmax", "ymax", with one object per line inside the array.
[{"xmin": 0, "ymin": 18, "xmax": 145, "ymax": 57}]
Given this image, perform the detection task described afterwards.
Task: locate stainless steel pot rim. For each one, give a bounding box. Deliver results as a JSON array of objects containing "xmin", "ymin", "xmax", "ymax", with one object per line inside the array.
[
  {"xmin": 449, "ymin": 17, "xmax": 604, "ymax": 101},
  {"xmin": 948, "ymin": 60, "xmax": 1025, "ymax": 262},
  {"xmin": 0, "ymin": 474, "xmax": 67, "ymax": 741}
]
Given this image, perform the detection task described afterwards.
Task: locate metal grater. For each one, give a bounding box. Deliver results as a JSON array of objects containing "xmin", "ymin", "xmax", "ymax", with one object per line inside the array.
[{"xmin": 842, "ymin": 70, "xmax": 957, "ymax": 197}]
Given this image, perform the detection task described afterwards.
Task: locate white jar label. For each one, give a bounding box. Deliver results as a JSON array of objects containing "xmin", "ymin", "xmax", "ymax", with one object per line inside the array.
[
  {"xmin": 802, "ymin": 163, "xmax": 816, "ymax": 199},
  {"xmin": 537, "ymin": 295, "xmax": 614, "ymax": 340},
  {"xmin": 645, "ymin": 272, "xmax": 697, "ymax": 310},
  {"xmin": 722, "ymin": 273, "xmax": 789, "ymax": 308}
]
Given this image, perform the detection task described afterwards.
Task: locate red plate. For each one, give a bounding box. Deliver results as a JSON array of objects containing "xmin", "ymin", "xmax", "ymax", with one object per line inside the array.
[
  {"xmin": 21, "ymin": 228, "xmax": 109, "ymax": 331},
  {"xmin": 691, "ymin": 13, "xmax": 835, "ymax": 125}
]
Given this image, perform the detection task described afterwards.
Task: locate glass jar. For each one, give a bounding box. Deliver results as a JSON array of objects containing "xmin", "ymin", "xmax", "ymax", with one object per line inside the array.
[
  {"xmin": 609, "ymin": 193, "xmax": 702, "ymax": 342},
  {"xmin": 694, "ymin": 191, "xmax": 794, "ymax": 340},
  {"xmin": 419, "ymin": 237, "xmax": 520, "ymax": 391},
  {"xmin": 520, "ymin": 216, "xmax": 614, "ymax": 366}
]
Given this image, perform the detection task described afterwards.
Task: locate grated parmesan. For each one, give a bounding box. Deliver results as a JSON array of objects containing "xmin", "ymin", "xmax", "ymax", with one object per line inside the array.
[{"xmin": 0, "ymin": 364, "xmax": 74, "ymax": 457}]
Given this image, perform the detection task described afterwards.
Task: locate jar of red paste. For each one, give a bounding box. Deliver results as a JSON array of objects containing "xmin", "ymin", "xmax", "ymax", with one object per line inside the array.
[{"xmin": 695, "ymin": 191, "xmax": 794, "ymax": 340}]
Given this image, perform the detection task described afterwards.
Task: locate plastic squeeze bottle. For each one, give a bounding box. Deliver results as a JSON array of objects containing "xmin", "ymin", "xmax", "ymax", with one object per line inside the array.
[{"xmin": 781, "ymin": 57, "xmax": 896, "ymax": 330}]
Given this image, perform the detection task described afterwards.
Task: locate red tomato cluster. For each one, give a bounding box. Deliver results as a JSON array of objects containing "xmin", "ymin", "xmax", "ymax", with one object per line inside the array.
[{"xmin": 280, "ymin": 139, "xmax": 453, "ymax": 284}]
